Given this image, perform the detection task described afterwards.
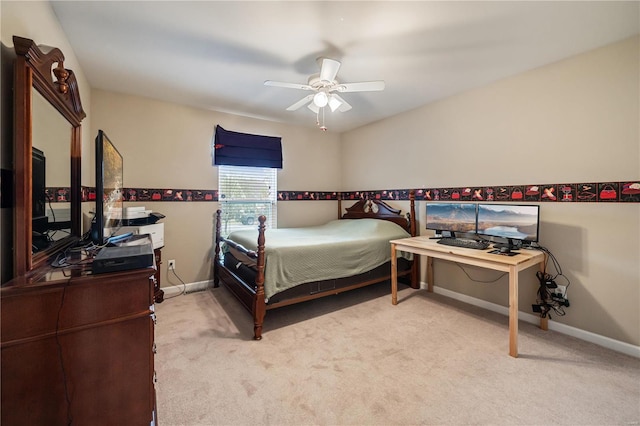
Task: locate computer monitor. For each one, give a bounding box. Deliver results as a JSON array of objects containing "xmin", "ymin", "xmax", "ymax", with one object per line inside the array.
[
  {"xmin": 476, "ymin": 203, "xmax": 540, "ymax": 251},
  {"xmin": 425, "ymin": 202, "xmax": 477, "ymax": 237}
]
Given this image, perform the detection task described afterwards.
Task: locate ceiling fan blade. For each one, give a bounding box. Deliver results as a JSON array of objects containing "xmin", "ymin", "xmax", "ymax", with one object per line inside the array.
[
  {"xmin": 307, "ymin": 102, "xmax": 320, "ymax": 114},
  {"xmin": 337, "ymin": 81, "xmax": 385, "ymax": 92},
  {"xmin": 332, "ymin": 94, "xmax": 352, "ymax": 112},
  {"xmin": 265, "ymin": 80, "xmax": 313, "ymax": 90},
  {"xmin": 286, "ymin": 94, "xmax": 314, "ymax": 111},
  {"xmin": 319, "ymin": 58, "xmax": 341, "ymax": 83}
]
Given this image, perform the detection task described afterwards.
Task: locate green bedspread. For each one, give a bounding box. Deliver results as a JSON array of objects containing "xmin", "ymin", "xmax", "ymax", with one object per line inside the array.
[{"xmin": 224, "ymin": 219, "xmax": 411, "ymax": 300}]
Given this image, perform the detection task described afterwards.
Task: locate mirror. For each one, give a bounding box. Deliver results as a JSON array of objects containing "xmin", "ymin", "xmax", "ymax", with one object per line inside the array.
[
  {"xmin": 32, "ymin": 90, "xmax": 72, "ymax": 242},
  {"xmin": 13, "ymin": 36, "xmax": 85, "ymax": 276}
]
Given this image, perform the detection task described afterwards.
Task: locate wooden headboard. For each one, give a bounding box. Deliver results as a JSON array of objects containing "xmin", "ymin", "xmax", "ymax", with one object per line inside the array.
[{"xmin": 339, "ymin": 190, "xmax": 416, "ymax": 236}]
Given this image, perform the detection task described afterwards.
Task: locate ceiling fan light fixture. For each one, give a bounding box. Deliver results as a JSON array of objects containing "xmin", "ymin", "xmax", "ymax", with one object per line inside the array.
[
  {"xmin": 308, "ymin": 102, "xmax": 320, "ymax": 113},
  {"xmin": 328, "ymin": 95, "xmax": 342, "ymax": 112},
  {"xmin": 313, "ymin": 91, "xmax": 328, "ymax": 107},
  {"xmin": 265, "ymin": 57, "xmax": 383, "ymax": 129}
]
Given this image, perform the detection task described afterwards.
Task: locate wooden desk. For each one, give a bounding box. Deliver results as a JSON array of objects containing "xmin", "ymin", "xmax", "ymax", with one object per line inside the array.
[{"xmin": 390, "ymin": 236, "xmax": 546, "ymax": 357}]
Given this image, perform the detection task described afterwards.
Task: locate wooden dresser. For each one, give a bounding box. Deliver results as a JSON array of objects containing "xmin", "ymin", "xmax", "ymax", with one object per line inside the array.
[
  {"xmin": 1, "ymin": 262, "xmax": 157, "ymax": 425},
  {"xmin": 4, "ymin": 36, "xmax": 157, "ymax": 424}
]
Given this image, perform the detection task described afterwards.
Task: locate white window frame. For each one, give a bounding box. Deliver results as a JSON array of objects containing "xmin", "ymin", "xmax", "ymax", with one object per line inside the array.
[{"xmin": 218, "ymin": 165, "xmax": 277, "ymax": 237}]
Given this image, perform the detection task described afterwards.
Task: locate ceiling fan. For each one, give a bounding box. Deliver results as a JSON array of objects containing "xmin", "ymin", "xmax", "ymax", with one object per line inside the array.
[{"xmin": 264, "ymin": 57, "xmax": 385, "ymax": 122}]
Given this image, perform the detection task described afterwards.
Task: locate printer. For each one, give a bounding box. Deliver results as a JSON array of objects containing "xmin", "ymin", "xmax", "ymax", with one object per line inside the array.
[{"xmin": 84, "ymin": 207, "xmax": 165, "ymax": 249}]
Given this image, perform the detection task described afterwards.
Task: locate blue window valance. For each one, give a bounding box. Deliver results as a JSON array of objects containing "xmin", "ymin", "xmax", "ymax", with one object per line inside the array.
[{"xmin": 213, "ymin": 125, "xmax": 282, "ymax": 169}]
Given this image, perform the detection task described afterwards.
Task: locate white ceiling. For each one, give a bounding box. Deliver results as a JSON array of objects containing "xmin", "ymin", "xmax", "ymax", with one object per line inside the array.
[{"xmin": 51, "ymin": 1, "xmax": 639, "ymax": 133}]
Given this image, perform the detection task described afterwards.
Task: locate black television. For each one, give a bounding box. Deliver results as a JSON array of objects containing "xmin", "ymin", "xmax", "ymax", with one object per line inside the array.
[
  {"xmin": 476, "ymin": 203, "xmax": 540, "ymax": 251},
  {"xmin": 32, "ymin": 147, "xmax": 48, "ymax": 233},
  {"xmin": 425, "ymin": 202, "xmax": 477, "ymax": 237},
  {"xmin": 91, "ymin": 130, "xmax": 124, "ymax": 244}
]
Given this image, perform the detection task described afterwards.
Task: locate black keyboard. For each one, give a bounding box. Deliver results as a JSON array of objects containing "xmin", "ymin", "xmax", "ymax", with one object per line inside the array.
[{"xmin": 437, "ymin": 237, "xmax": 490, "ymax": 250}]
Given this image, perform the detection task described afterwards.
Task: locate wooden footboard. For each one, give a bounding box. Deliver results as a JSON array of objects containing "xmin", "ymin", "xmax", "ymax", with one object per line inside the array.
[
  {"xmin": 214, "ymin": 191, "xmax": 419, "ymax": 340},
  {"xmin": 214, "ymin": 211, "xmax": 268, "ymax": 339}
]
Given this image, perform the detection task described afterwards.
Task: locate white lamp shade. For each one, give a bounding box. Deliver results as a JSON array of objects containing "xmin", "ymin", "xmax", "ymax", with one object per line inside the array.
[
  {"xmin": 307, "ymin": 102, "xmax": 320, "ymax": 113},
  {"xmin": 328, "ymin": 95, "xmax": 342, "ymax": 112},
  {"xmin": 313, "ymin": 91, "xmax": 329, "ymax": 107}
]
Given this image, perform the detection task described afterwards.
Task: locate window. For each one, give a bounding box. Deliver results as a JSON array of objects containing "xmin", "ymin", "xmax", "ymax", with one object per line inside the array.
[{"xmin": 218, "ymin": 165, "xmax": 277, "ymax": 237}]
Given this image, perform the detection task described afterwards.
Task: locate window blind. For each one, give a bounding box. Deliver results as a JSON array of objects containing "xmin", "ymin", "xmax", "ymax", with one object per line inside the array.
[
  {"xmin": 218, "ymin": 165, "xmax": 277, "ymax": 236},
  {"xmin": 213, "ymin": 126, "xmax": 282, "ymax": 169}
]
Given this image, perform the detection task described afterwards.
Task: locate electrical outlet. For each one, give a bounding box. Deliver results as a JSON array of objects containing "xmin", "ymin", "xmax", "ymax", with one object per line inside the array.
[
  {"xmin": 556, "ymin": 284, "xmax": 566, "ymax": 297},
  {"xmin": 168, "ymin": 260, "xmax": 176, "ymax": 270}
]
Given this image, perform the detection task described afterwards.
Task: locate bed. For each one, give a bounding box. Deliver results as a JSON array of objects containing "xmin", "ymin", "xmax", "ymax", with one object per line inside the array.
[{"xmin": 213, "ymin": 192, "xmax": 418, "ymax": 340}]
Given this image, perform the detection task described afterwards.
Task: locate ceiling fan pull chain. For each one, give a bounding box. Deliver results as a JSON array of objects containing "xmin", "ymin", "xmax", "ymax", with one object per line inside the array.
[{"xmin": 320, "ymin": 106, "xmax": 327, "ymax": 131}]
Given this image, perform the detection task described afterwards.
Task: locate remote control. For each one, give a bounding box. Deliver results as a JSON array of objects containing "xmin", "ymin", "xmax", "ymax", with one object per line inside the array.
[{"xmin": 107, "ymin": 232, "xmax": 134, "ymax": 244}]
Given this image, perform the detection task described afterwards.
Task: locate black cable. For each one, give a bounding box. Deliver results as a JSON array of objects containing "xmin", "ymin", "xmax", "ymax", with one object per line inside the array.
[
  {"xmin": 455, "ymin": 262, "xmax": 507, "ymax": 283},
  {"xmin": 55, "ymin": 281, "xmax": 73, "ymax": 425},
  {"xmin": 533, "ymin": 246, "xmax": 570, "ymax": 318},
  {"xmin": 536, "ymin": 245, "xmax": 571, "ymax": 294},
  {"xmin": 50, "ymin": 245, "xmax": 95, "ymax": 270},
  {"xmin": 163, "ymin": 267, "xmax": 187, "ymax": 299},
  {"xmin": 46, "ymin": 191, "xmax": 56, "ymax": 223}
]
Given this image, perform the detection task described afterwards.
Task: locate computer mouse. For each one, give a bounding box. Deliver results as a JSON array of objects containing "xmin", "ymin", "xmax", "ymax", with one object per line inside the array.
[{"xmin": 500, "ymin": 246, "xmax": 510, "ymax": 253}]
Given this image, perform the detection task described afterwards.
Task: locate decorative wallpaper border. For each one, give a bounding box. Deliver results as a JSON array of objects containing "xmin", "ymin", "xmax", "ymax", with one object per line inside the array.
[
  {"xmin": 46, "ymin": 187, "xmax": 72, "ymax": 202},
  {"xmin": 342, "ymin": 181, "xmax": 639, "ymax": 203},
  {"xmin": 51, "ymin": 180, "xmax": 640, "ymax": 204}
]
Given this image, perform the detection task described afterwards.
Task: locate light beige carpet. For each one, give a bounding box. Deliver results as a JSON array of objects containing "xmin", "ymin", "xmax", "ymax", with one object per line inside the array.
[{"xmin": 155, "ymin": 283, "xmax": 640, "ymax": 425}]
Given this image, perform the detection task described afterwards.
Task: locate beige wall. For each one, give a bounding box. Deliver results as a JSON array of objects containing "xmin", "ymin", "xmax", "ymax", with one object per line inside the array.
[
  {"xmin": 90, "ymin": 90, "xmax": 341, "ymax": 287},
  {"xmin": 1, "ymin": 1, "xmax": 93, "ymax": 185},
  {"xmin": 3, "ymin": 2, "xmax": 638, "ymax": 348},
  {"xmin": 342, "ymin": 36, "xmax": 640, "ymax": 346}
]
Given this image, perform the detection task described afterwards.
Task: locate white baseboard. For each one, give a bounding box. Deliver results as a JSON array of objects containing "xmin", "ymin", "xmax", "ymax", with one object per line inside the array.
[
  {"xmin": 427, "ymin": 283, "xmax": 640, "ymax": 359},
  {"xmin": 162, "ymin": 279, "xmax": 213, "ymax": 298}
]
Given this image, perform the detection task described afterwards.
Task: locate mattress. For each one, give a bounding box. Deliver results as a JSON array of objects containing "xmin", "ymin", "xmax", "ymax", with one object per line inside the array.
[
  {"xmin": 223, "ymin": 251, "xmax": 413, "ymax": 305},
  {"xmin": 223, "ymin": 218, "xmax": 411, "ymax": 300}
]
